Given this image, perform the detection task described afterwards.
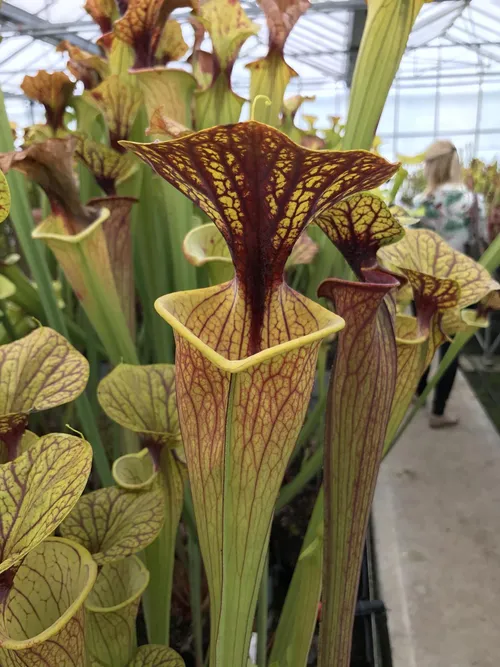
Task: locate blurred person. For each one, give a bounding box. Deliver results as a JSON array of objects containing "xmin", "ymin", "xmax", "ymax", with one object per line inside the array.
[{"xmin": 413, "ymin": 140, "xmax": 485, "ymax": 428}]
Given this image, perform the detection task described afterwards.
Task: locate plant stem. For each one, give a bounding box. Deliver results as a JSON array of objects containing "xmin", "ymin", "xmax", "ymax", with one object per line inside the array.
[{"xmin": 257, "ymin": 554, "xmax": 269, "ymax": 667}]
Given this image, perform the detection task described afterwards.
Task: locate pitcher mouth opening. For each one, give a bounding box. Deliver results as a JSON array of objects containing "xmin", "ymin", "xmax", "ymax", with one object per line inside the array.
[
  {"xmin": 155, "ymin": 282, "xmax": 345, "ymax": 374},
  {"xmin": 0, "ymin": 538, "xmax": 96, "ymax": 649}
]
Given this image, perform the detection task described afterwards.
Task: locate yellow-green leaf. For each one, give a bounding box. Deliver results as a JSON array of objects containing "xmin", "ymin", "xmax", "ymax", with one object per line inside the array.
[
  {"xmin": 389, "ymin": 204, "xmax": 419, "ymax": 227},
  {"xmin": 98, "ymin": 363, "xmax": 180, "ymax": 448},
  {"xmin": 316, "ymin": 192, "xmax": 404, "ymax": 277},
  {"xmin": 133, "ymin": 68, "xmax": 196, "ymax": 128},
  {"xmin": 378, "ymin": 228, "xmax": 500, "ymax": 333},
  {"xmin": 0, "ymin": 275, "xmax": 15, "ymax": 300},
  {"xmin": 86, "ymin": 75, "xmax": 142, "ymax": 148},
  {"xmin": 59, "ymin": 485, "xmax": 164, "ymax": 566},
  {"xmin": 85, "ymin": 556, "xmax": 150, "ymax": 667},
  {"xmin": 194, "ymin": 74, "xmax": 245, "ymax": 129},
  {"xmin": 32, "ymin": 210, "xmax": 138, "ymax": 365},
  {"xmin": 74, "ymin": 135, "xmax": 137, "ymax": 195},
  {"xmin": 0, "ymin": 326, "xmax": 89, "ymax": 417},
  {"xmin": 84, "ymin": 0, "xmax": 115, "ymax": 33},
  {"xmin": 247, "ymin": 0, "xmax": 309, "ymax": 126},
  {"xmin": 383, "ymin": 312, "xmax": 444, "ymax": 453},
  {"xmin": 87, "ymin": 196, "xmax": 137, "ymax": 339},
  {"xmin": 197, "ymin": 0, "xmax": 259, "ymax": 72},
  {"xmin": 112, "ymin": 448, "xmax": 157, "ymax": 490},
  {"xmin": 129, "ymin": 645, "xmax": 185, "ymax": 666},
  {"xmin": 0, "ymin": 434, "xmax": 92, "ymax": 573},
  {"xmin": 343, "ymin": 0, "xmax": 428, "ymax": 149},
  {"xmin": 270, "ymin": 490, "xmax": 323, "ymax": 667},
  {"xmin": 156, "ymin": 20, "xmax": 189, "ymax": 64},
  {"xmin": 247, "ymin": 52, "xmax": 297, "ymax": 127},
  {"xmin": 142, "ymin": 447, "xmax": 187, "ymax": 645},
  {"xmin": 183, "ymin": 222, "xmax": 233, "ymax": 285},
  {"xmin": 396, "ymin": 151, "xmax": 426, "ymax": 165},
  {"xmin": 21, "ymin": 71, "xmax": 75, "ymax": 132},
  {"xmin": 0, "ymin": 537, "xmax": 97, "ymax": 666},
  {"xmin": 0, "ymin": 171, "xmax": 10, "ymax": 223},
  {"xmin": 0, "ymin": 136, "xmax": 93, "ymax": 229},
  {"xmin": 0, "ymin": 327, "xmax": 89, "ymax": 458}
]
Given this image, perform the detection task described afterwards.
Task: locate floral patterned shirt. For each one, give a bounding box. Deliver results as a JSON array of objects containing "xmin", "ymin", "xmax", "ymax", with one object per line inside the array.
[{"xmin": 414, "ymin": 183, "xmax": 477, "ymax": 253}]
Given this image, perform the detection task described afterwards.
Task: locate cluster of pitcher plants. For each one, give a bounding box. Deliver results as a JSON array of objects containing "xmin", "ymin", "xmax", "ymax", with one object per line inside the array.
[{"xmin": 0, "ymin": 0, "xmax": 499, "ymax": 666}]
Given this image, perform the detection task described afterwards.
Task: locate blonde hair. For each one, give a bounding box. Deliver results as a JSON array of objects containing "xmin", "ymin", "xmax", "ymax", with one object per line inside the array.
[{"xmin": 423, "ymin": 140, "xmax": 462, "ymax": 194}]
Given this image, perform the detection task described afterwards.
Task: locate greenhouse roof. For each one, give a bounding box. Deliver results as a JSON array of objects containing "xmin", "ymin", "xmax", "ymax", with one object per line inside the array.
[{"xmin": 0, "ymin": 0, "xmax": 499, "ymax": 115}]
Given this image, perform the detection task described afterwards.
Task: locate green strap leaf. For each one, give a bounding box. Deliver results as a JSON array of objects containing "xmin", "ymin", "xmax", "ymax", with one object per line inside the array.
[
  {"xmin": 85, "ymin": 556, "xmax": 150, "ymax": 667},
  {"xmin": 142, "ymin": 448, "xmax": 187, "ymax": 645},
  {"xmin": 270, "ymin": 490, "xmax": 323, "ymax": 667},
  {"xmin": 129, "ymin": 645, "xmax": 185, "ymax": 666},
  {"xmin": 0, "ymin": 433, "xmax": 93, "ymax": 573},
  {"xmin": 59, "ymin": 485, "xmax": 164, "ymax": 566},
  {"xmin": 342, "ymin": 0, "xmax": 428, "ymax": 150},
  {"xmin": 0, "ymin": 537, "xmax": 97, "ymax": 666}
]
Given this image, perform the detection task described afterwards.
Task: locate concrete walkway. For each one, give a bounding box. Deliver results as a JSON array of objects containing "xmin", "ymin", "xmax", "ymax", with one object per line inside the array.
[{"xmin": 373, "ymin": 372, "xmax": 500, "ymax": 667}]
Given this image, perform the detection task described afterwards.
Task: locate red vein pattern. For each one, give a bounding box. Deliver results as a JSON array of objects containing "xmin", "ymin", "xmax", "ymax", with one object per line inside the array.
[
  {"xmin": 0, "ymin": 326, "xmax": 89, "ymax": 452},
  {"xmin": 0, "ymin": 538, "xmax": 97, "ymax": 666},
  {"xmin": 123, "ymin": 120, "xmax": 399, "ymax": 666},
  {"xmin": 384, "ymin": 312, "xmax": 445, "ymax": 451},
  {"xmin": 88, "ymin": 76, "xmax": 142, "ymax": 150},
  {"xmin": 85, "ymin": 556, "xmax": 149, "ymax": 667},
  {"xmin": 74, "ymin": 136, "xmax": 136, "ymax": 195},
  {"xmin": 316, "ymin": 192, "xmax": 404, "ymax": 277},
  {"xmin": 174, "ymin": 330, "xmax": 321, "ymax": 666},
  {"xmin": 0, "ymin": 137, "xmax": 93, "ymax": 229},
  {"xmin": 123, "ymin": 121, "xmax": 398, "ymax": 351},
  {"xmin": 115, "ymin": 0, "xmax": 198, "ymax": 69},
  {"xmin": 317, "ymin": 271, "xmax": 399, "ymax": 667},
  {"xmin": 21, "ymin": 71, "xmax": 75, "ymax": 132},
  {"xmin": 88, "ymin": 197, "xmax": 137, "ymax": 338},
  {"xmin": 259, "ymin": 0, "xmax": 310, "ymax": 52},
  {"xmin": 0, "ymin": 434, "xmax": 93, "ymax": 573},
  {"xmin": 59, "ymin": 485, "xmax": 164, "ymax": 566},
  {"xmin": 98, "ymin": 363, "xmax": 179, "ymax": 446},
  {"xmin": 131, "ymin": 644, "xmax": 185, "ymax": 666}
]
